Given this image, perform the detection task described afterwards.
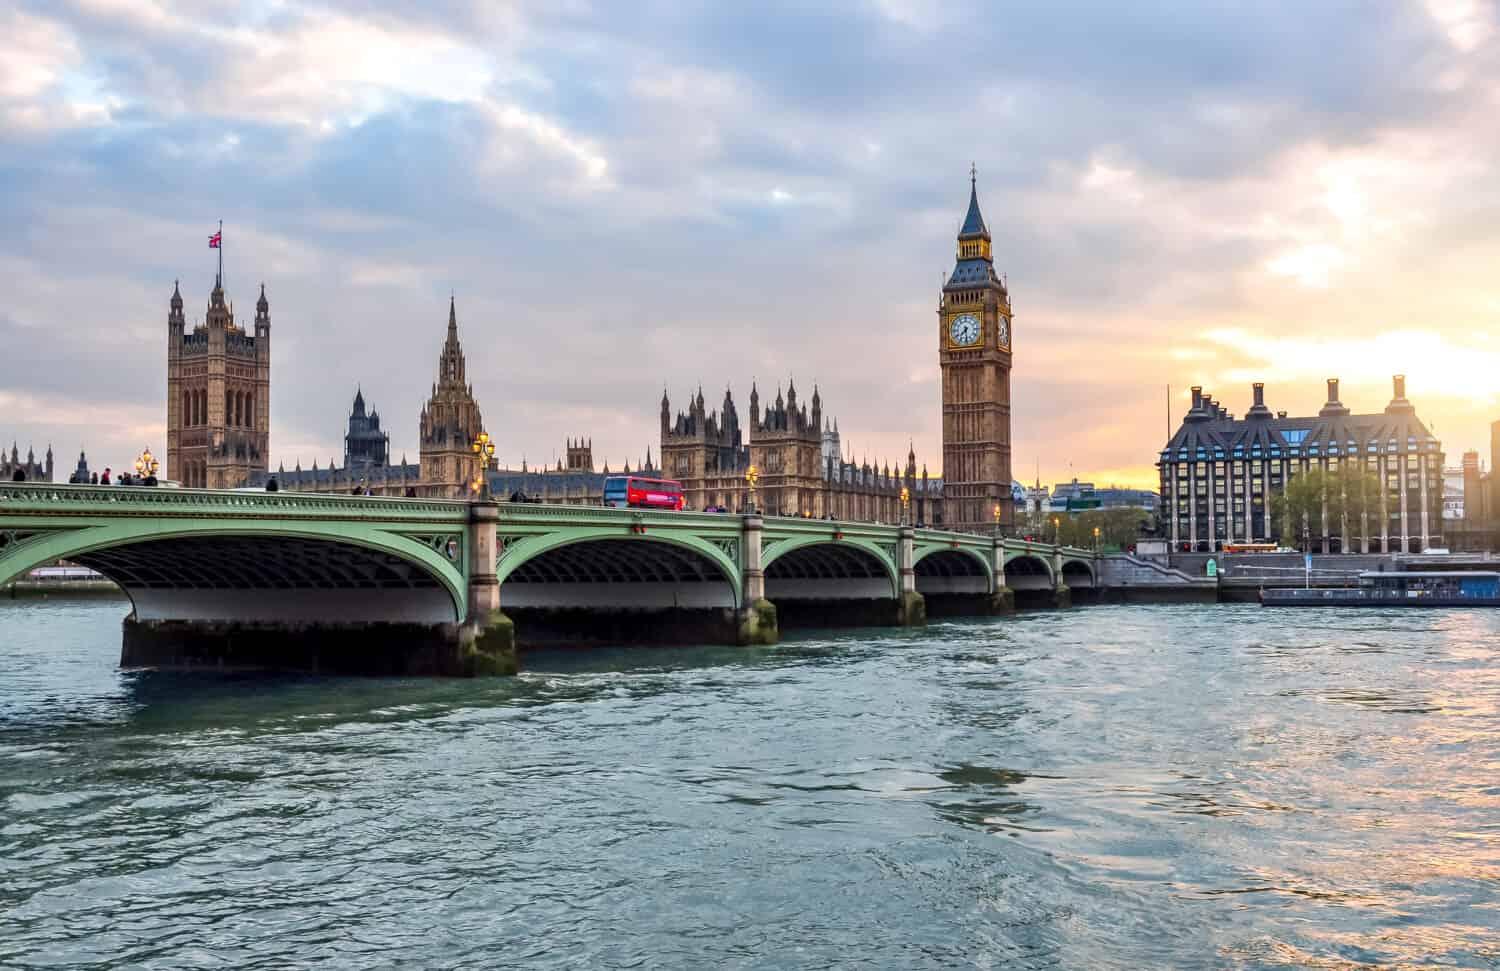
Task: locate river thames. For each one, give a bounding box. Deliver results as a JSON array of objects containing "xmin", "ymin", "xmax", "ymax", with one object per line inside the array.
[{"xmin": 1, "ymin": 599, "xmax": 1497, "ymax": 969}]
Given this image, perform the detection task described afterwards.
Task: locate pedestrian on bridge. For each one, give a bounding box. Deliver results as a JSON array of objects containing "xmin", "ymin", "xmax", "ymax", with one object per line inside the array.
[{"xmin": 11, "ymin": 467, "xmax": 24, "ymax": 482}]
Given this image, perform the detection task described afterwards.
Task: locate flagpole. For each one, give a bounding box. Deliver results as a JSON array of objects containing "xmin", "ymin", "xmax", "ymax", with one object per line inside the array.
[{"xmin": 218, "ymin": 219, "xmax": 223, "ymax": 288}]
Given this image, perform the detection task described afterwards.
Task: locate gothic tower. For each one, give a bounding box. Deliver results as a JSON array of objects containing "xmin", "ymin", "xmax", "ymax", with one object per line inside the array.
[
  {"xmin": 939, "ymin": 169, "xmax": 1012, "ymax": 530},
  {"xmin": 749, "ymin": 380, "xmax": 823, "ymax": 517},
  {"xmin": 166, "ymin": 274, "xmax": 271, "ymax": 488},
  {"xmin": 418, "ymin": 297, "xmax": 487, "ymax": 497}
]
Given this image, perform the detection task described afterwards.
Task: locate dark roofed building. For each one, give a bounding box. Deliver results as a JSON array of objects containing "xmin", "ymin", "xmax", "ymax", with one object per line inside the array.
[
  {"xmin": 344, "ymin": 388, "xmax": 390, "ymax": 470},
  {"xmin": 1158, "ymin": 376, "xmax": 1444, "ymax": 553}
]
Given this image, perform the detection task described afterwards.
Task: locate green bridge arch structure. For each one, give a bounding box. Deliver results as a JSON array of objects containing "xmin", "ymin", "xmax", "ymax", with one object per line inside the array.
[{"xmin": 0, "ymin": 483, "xmax": 1098, "ymax": 675}]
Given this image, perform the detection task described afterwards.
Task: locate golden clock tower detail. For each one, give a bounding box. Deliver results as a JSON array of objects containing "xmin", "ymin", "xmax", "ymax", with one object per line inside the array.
[{"xmin": 939, "ymin": 168, "xmax": 1013, "ymax": 531}]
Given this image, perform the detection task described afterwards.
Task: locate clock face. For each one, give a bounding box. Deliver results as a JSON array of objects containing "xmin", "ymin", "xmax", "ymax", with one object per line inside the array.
[
  {"xmin": 949, "ymin": 313, "xmax": 981, "ymax": 346},
  {"xmin": 998, "ymin": 314, "xmax": 1011, "ymax": 348}
]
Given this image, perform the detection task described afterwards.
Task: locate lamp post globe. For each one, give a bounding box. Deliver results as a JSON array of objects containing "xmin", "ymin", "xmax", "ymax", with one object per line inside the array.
[
  {"xmin": 745, "ymin": 464, "xmax": 759, "ymax": 515},
  {"xmin": 470, "ymin": 432, "xmax": 496, "ymax": 500}
]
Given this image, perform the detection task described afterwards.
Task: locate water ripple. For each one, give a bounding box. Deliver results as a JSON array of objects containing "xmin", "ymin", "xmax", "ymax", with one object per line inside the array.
[{"xmin": 1, "ymin": 600, "xmax": 1499, "ymax": 968}]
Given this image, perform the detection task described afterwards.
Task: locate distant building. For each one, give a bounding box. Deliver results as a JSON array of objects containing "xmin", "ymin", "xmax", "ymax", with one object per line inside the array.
[
  {"xmin": 1158, "ymin": 377, "xmax": 1444, "ymax": 553},
  {"xmin": 1442, "ymin": 464, "xmax": 1466, "ymax": 521},
  {"xmin": 1046, "ymin": 478, "xmax": 1159, "ymax": 515},
  {"xmin": 344, "ymin": 389, "xmax": 390, "ymax": 471},
  {"xmin": 66, "ymin": 450, "xmax": 90, "ymax": 483},
  {"xmin": 1452, "ymin": 420, "xmax": 1500, "ymax": 551},
  {"xmin": 2, "ymin": 443, "xmax": 52, "ymax": 482}
]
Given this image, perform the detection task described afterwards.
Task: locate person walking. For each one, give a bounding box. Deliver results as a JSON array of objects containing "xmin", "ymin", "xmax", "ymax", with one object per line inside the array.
[
  {"xmin": 265, "ymin": 475, "xmax": 279, "ymax": 492},
  {"xmin": 90, "ymin": 472, "xmax": 99, "ymax": 485},
  {"xmin": 11, "ymin": 467, "xmax": 25, "ymax": 482},
  {"xmin": 100, "ymin": 468, "xmax": 111, "ymax": 485}
]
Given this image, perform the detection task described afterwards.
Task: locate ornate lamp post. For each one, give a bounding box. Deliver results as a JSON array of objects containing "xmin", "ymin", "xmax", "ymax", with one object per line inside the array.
[
  {"xmin": 1052, "ymin": 515, "xmax": 1061, "ymax": 546},
  {"xmin": 993, "ymin": 502, "xmax": 1002, "ymax": 537},
  {"xmin": 133, "ymin": 447, "xmax": 160, "ymax": 485},
  {"xmin": 1093, "ymin": 525, "xmax": 1101, "ymax": 552},
  {"xmin": 899, "ymin": 486, "xmax": 911, "ymax": 526},
  {"xmin": 745, "ymin": 464, "xmax": 759, "ymax": 515},
  {"xmin": 470, "ymin": 432, "xmax": 496, "ymax": 500}
]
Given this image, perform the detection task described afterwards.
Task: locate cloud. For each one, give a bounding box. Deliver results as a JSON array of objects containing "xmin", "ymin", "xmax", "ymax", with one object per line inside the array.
[{"xmin": 2, "ymin": 0, "xmax": 1500, "ymax": 491}]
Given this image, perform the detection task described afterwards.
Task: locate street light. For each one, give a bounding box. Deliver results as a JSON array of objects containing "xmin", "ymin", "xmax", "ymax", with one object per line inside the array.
[
  {"xmin": 470, "ymin": 432, "xmax": 496, "ymax": 500},
  {"xmin": 1052, "ymin": 515, "xmax": 1061, "ymax": 545},
  {"xmin": 745, "ymin": 464, "xmax": 759, "ymax": 515},
  {"xmin": 899, "ymin": 486, "xmax": 910, "ymax": 525},
  {"xmin": 993, "ymin": 503, "xmax": 1002, "ymax": 537},
  {"xmin": 133, "ymin": 447, "xmax": 159, "ymax": 484},
  {"xmin": 1093, "ymin": 525, "xmax": 1101, "ymax": 552}
]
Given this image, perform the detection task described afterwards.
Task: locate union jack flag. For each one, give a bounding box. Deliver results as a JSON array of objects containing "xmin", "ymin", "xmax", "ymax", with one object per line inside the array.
[{"xmin": 208, "ymin": 231, "xmax": 222, "ymax": 248}]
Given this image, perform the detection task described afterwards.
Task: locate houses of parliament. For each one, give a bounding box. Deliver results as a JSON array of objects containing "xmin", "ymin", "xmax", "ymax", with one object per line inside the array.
[{"xmin": 164, "ymin": 173, "xmax": 1016, "ymax": 529}]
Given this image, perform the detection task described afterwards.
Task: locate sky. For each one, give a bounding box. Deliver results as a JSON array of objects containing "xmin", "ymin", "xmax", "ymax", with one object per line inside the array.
[{"xmin": 2, "ymin": 0, "xmax": 1499, "ymax": 488}]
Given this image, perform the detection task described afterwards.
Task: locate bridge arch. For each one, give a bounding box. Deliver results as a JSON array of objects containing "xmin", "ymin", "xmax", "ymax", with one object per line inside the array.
[
  {"xmin": 1, "ymin": 520, "xmax": 468, "ymax": 623},
  {"xmin": 1061, "ymin": 559, "xmax": 1096, "ymax": 588},
  {"xmin": 762, "ymin": 537, "xmax": 898, "ymax": 600},
  {"xmin": 913, "ymin": 547, "xmax": 993, "ymax": 595},
  {"xmin": 1004, "ymin": 553, "xmax": 1055, "ymax": 591},
  {"xmin": 497, "ymin": 531, "xmax": 741, "ymax": 609}
]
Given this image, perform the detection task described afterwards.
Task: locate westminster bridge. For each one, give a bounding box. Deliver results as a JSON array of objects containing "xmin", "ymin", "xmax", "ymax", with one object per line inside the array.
[{"xmin": 0, "ymin": 483, "xmax": 1099, "ymax": 675}]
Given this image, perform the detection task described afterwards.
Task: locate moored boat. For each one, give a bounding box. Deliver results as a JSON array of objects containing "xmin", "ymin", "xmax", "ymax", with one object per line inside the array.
[{"xmin": 1260, "ymin": 571, "xmax": 1500, "ymax": 607}]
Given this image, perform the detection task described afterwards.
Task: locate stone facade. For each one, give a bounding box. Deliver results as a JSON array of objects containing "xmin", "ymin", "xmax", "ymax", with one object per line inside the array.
[
  {"xmin": 166, "ymin": 277, "xmax": 271, "ymax": 488},
  {"xmin": 939, "ymin": 171, "xmax": 1014, "ymax": 531},
  {"xmin": 660, "ymin": 384, "xmax": 942, "ymax": 523},
  {"xmin": 2, "ymin": 443, "xmax": 51, "ymax": 482}
]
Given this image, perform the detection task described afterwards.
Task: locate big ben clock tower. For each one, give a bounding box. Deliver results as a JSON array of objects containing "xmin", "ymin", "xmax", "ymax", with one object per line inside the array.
[{"xmin": 939, "ymin": 167, "xmax": 1013, "ymax": 531}]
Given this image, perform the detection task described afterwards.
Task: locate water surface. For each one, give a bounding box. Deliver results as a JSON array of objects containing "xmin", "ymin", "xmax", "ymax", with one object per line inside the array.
[{"xmin": 2, "ymin": 600, "xmax": 1498, "ymax": 968}]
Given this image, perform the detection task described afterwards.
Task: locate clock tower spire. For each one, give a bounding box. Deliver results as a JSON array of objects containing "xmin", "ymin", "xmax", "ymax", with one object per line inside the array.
[{"xmin": 938, "ymin": 168, "xmax": 1013, "ymax": 531}]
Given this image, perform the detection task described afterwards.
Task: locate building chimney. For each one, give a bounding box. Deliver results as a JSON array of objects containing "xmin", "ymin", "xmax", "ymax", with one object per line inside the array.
[
  {"xmin": 1191, "ymin": 386, "xmax": 1203, "ymax": 412},
  {"xmin": 1463, "ymin": 450, "xmax": 1483, "ymax": 522},
  {"xmin": 1247, "ymin": 382, "xmax": 1272, "ymax": 419},
  {"xmin": 1277, "ymin": 410, "xmax": 1287, "ymax": 419},
  {"xmin": 1319, "ymin": 377, "xmax": 1350, "ymax": 417},
  {"xmin": 1385, "ymin": 373, "xmax": 1414, "ymax": 414}
]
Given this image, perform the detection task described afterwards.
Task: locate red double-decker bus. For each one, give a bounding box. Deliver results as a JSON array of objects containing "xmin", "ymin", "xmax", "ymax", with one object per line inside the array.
[{"xmin": 603, "ymin": 476, "xmax": 685, "ymax": 510}]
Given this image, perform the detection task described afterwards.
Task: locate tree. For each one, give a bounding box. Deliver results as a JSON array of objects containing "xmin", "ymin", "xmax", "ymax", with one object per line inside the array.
[
  {"xmin": 1269, "ymin": 465, "xmax": 1383, "ymax": 552},
  {"xmin": 1270, "ymin": 468, "xmax": 1326, "ymax": 551},
  {"xmin": 1335, "ymin": 464, "xmax": 1383, "ymax": 553},
  {"xmin": 1051, "ymin": 506, "xmax": 1150, "ymax": 549}
]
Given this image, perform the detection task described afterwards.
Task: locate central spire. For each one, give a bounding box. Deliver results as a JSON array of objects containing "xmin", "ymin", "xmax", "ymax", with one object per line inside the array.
[
  {"xmin": 959, "ymin": 164, "xmax": 988, "ymax": 239},
  {"xmin": 438, "ymin": 296, "xmax": 467, "ymax": 387},
  {"xmin": 946, "ymin": 168, "xmax": 1000, "ymax": 287}
]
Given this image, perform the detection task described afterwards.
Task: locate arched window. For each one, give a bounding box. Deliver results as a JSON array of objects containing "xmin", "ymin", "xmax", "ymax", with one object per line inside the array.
[{"xmin": 245, "ymin": 394, "xmax": 253, "ymax": 428}]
